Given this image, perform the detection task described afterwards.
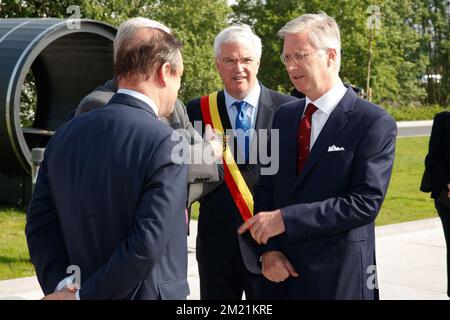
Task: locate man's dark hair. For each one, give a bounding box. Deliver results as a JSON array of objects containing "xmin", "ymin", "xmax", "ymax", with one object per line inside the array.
[{"xmin": 114, "ymin": 29, "xmax": 183, "ymax": 82}]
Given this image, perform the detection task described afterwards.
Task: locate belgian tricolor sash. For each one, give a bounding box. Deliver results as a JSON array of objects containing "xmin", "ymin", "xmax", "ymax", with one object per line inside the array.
[{"xmin": 200, "ymin": 92, "xmax": 253, "ymax": 221}]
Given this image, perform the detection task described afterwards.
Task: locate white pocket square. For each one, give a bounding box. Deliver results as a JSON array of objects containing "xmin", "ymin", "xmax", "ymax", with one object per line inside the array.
[{"xmin": 328, "ymin": 145, "xmax": 345, "ymax": 152}]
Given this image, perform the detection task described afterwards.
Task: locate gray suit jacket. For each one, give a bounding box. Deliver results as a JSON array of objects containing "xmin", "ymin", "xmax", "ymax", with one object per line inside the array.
[{"xmin": 75, "ymin": 80, "xmax": 222, "ymax": 207}]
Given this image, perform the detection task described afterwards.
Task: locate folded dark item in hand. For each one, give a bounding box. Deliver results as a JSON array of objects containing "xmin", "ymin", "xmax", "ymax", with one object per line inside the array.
[{"xmin": 438, "ymin": 189, "xmax": 450, "ymax": 208}]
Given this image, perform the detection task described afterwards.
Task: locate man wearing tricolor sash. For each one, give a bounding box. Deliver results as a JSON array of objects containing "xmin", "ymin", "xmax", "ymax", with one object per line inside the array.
[{"xmin": 187, "ymin": 25, "xmax": 296, "ymax": 300}]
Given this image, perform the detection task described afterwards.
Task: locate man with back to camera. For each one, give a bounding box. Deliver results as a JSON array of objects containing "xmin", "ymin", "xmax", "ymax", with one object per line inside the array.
[{"xmin": 26, "ymin": 18, "xmax": 189, "ymax": 300}]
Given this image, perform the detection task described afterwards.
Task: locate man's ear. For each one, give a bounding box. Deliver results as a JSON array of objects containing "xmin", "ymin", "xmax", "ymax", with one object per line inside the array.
[
  {"xmin": 327, "ymin": 48, "xmax": 337, "ymax": 67},
  {"xmin": 255, "ymin": 58, "xmax": 261, "ymax": 75},
  {"xmin": 157, "ymin": 62, "xmax": 172, "ymax": 86},
  {"xmin": 214, "ymin": 58, "xmax": 220, "ymax": 71}
]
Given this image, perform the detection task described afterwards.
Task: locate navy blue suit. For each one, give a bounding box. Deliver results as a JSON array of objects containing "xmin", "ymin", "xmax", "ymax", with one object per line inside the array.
[
  {"xmin": 254, "ymin": 88, "xmax": 397, "ymax": 299},
  {"xmin": 26, "ymin": 93, "xmax": 189, "ymax": 300},
  {"xmin": 425, "ymin": 111, "xmax": 450, "ymax": 297}
]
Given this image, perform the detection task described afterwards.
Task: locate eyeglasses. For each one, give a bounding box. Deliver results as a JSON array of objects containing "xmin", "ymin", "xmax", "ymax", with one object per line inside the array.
[
  {"xmin": 218, "ymin": 57, "xmax": 256, "ymax": 70},
  {"xmin": 280, "ymin": 50, "xmax": 320, "ymax": 65}
]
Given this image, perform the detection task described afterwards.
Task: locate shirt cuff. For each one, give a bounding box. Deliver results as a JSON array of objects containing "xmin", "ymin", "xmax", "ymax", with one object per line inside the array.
[
  {"xmin": 54, "ymin": 275, "xmax": 74, "ymax": 292},
  {"xmin": 55, "ymin": 275, "xmax": 80, "ymax": 300}
]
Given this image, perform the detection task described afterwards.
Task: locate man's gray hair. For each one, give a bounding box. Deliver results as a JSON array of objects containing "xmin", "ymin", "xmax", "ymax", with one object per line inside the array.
[
  {"xmin": 278, "ymin": 12, "xmax": 341, "ymax": 72},
  {"xmin": 213, "ymin": 24, "xmax": 262, "ymax": 59},
  {"xmin": 113, "ymin": 17, "xmax": 171, "ymax": 61}
]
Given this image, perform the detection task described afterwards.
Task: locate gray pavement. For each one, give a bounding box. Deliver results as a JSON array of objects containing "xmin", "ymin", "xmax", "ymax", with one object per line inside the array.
[
  {"xmin": 397, "ymin": 120, "xmax": 432, "ymax": 137},
  {"xmin": 0, "ymin": 217, "xmax": 447, "ymax": 300}
]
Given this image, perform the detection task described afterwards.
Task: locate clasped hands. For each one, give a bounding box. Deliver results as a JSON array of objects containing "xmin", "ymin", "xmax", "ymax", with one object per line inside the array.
[
  {"xmin": 41, "ymin": 285, "xmax": 77, "ymax": 300},
  {"xmin": 238, "ymin": 209, "xmax": 298, "ymax": 282}
]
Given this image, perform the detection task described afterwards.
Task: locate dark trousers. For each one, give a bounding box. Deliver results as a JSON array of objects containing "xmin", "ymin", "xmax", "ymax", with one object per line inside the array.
[
  {"xmin": 197, "ymin": 246, "xmax": 263, "ymax": 300},
  {"xmin": 435, "ymin": 200, "xmax": 450, "ymax": 297}
]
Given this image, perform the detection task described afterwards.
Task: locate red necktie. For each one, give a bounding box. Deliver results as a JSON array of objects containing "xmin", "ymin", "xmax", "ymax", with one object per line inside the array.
[{"xmin": 297, "ymin": 103, "xmax": 318, "ymax": 175}]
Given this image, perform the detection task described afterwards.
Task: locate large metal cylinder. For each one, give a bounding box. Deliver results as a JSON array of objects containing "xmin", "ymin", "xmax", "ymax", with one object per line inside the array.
[{"xmin": 0, "ymin": 18, "xmax": 116, "ymax": 203}]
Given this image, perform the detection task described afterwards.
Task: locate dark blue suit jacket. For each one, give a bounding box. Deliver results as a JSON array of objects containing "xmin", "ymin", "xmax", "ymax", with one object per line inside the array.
[
  {"xmin": 26, "ymin": 93, "xmax": 189, "ymax": 299},
  {"xmin": 254, "ymin": 88, "xmax": 397, "ymax": 299},
  {"xmin": 425, "ymin": 111, "xmax": 450, "ymax": 199}
]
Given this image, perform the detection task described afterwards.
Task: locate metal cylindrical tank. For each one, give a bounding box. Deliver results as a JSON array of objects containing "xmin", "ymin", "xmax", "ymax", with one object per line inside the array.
[{"xmin": 0, "ymin": 18, "xmax": 116, "ymax": 176}]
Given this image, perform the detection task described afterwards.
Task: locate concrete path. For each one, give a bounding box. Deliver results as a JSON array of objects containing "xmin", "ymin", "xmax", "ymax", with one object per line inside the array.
[
  {"xmin": 397, "ymin": 120, "xmax": 432, "ymax": 137},
  {"xmin": 0, "ymin": 218, "xmax": 447, "ymax": 300},
  {"xmin": 376, "ymin": 218, "xmax": 447, "ymax": 299}
]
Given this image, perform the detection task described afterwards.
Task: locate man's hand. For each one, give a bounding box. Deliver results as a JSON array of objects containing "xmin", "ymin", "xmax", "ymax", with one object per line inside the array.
[
  {"xmin": 205, "ymin": 124, "xmax": 223, "ymax": 159},
  {"xmin": 447, "ymin": 183, "xmax": 450, "ymax": 197},
  {"xmin": 208, "ymin": 140, "xmax": 223, "ymax": 160},
  {"xmin": 41, "ymin": 286, "xmax": 77, "ymax": 300},
  {"xmin": 262, "ymin": 251, "xmax": 298, "ymax": 282},
  {"xmin": 238, "ymin": 209, "xmax": 285, "ymax": 244}
]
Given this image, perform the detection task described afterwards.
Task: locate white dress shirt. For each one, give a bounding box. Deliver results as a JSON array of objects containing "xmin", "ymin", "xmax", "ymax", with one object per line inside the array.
[
  {"xmin": 117, "ymin": 88, "xmax": 160, "ymax": 117},
  {"xmin": 224, "ymin": 83, "xmax": 261, "ymax": 159},
  {"xmin": 304, "ymin": 78, "xmax": 347, "ymax": 149},
  {"xmin": 55, "ymin": 275, "xmax": 80, "ymax": 300},
  {"xmin": 224, "ymin": 82, "xmax": 261, "ymax": 135}
]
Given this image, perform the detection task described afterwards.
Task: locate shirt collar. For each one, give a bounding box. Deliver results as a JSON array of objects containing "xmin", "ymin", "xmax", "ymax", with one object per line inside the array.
[
  {"xmin": 224, "ymin": 81, "xmax": 261, "ymax": 110},
  {"xmin": 117, "ymin": 88, "xmax": 159, "ymax": 117},
  {"xmin": 305, "ymin": 78, "xmax": 347, "ymax": 115}
]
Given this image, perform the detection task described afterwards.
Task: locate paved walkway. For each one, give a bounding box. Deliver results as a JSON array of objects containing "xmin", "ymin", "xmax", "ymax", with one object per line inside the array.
[
  {"xmin": 0, "ymin": 218, "xmax": 447, "ymax": 300},
  {"xmin": 397, "ymin": 120, "xmax": 432, "ymax": 137}
]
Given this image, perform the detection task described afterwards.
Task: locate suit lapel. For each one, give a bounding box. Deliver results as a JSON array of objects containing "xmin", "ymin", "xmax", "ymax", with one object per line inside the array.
[
  {"xmin": 217, "ymin": 90, "xmax": 232, "ymax": 131},
  {"xmin": 217, "ymin": 86, "xmax": 277, "ymax": 189},
  {"xmin": 253, "ymin": 85, "xmax": 274, "ymax": 132},
  {"xmin": 248, "ymin": 85, "xmax": 273, "ymax": 164},
  {"xmin": 285, "ymin": 99, "xmax": 306, "ymax": 192},
  {"xmin": 214, "ymin": 90, "xmax": 256, "ymax": 191},
  {"xmin": 241, "ymin": 85, "xmax": 275, "ymax": 189},
  {"xmin": 216, "ymin": 90, "xmax": 242, "ymax": 163},
  {"xmin": 293, "ymin": 88, "xmax": 355, "ymax": 189}
]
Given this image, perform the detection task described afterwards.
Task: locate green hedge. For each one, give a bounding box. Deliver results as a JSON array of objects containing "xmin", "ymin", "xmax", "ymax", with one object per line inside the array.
[{"xmin": 384, "ymin": 104, "xmax": 449, "ymax": 121}]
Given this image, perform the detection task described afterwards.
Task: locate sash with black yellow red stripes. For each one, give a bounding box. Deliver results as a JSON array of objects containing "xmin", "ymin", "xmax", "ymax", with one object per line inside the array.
[{"xmin": 200, "ymin": 92, "xmax": 253, "ymax": 222}]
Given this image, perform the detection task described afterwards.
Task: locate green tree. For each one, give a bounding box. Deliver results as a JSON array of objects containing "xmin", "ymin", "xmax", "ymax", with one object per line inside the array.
[
  {"xmin": 231, "ymin": 0, "xmax": 431, "ymax": 108},
  {"xmin": 80, "ymin": 0, "xmax": 158, "ymax": 25},
  {"xmin": 78, "ymin": 0, "xmax": 232, "ymax": 102},
  {"xmin": 150, "ymin": 0, "xmax": 231, "ymax": 102},
  {"xmin": 1, "ymin": 0, "xmax": 231, "ymax": 104},
  {"xmin": 414, "ymin": 0, "xmax": 450, "ymax": 106},
  {"xmin": 231, "ymin": 0, "xmax": 305, "ymax": 93},
  {"xmin": 357, "ymin": 0, "xmax": 428, "ymax": 106},
  {"xmin": 0, "ymin": 0, "xmax": 79, "ymax": 18}
]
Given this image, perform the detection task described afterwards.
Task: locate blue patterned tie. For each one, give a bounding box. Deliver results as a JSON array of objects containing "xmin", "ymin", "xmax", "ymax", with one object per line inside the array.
[{"xmin": 234, "ymin": 101, "xmax": 251, "ymax": 163}]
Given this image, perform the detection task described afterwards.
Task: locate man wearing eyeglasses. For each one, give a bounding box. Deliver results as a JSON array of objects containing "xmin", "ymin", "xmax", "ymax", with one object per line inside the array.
[
  {"xmin": 186, "ymin": 24, "xmax": 296, "ymax": 300},
  {"xmin": 239, "ymin": 13, "xmax": 397, "ymax": 299}
]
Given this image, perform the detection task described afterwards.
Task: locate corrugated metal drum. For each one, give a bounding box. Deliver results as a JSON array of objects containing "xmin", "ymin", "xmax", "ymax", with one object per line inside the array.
[{"xmin": 0, "ymin": 18, "xmax": 116, "ymax": 176}]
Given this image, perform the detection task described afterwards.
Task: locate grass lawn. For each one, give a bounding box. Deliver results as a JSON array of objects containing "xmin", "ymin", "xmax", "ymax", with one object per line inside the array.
[
  {"xmin": 0, "ymin": 136, "xmax": 437, "ymax": 280},
  {"xmin": 0, "ymin": 207, "xmax": 35, "ymax": 280},
  {"xmin": 376, "ymin": 136, "xmax": 436, "ymax": 225}
]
